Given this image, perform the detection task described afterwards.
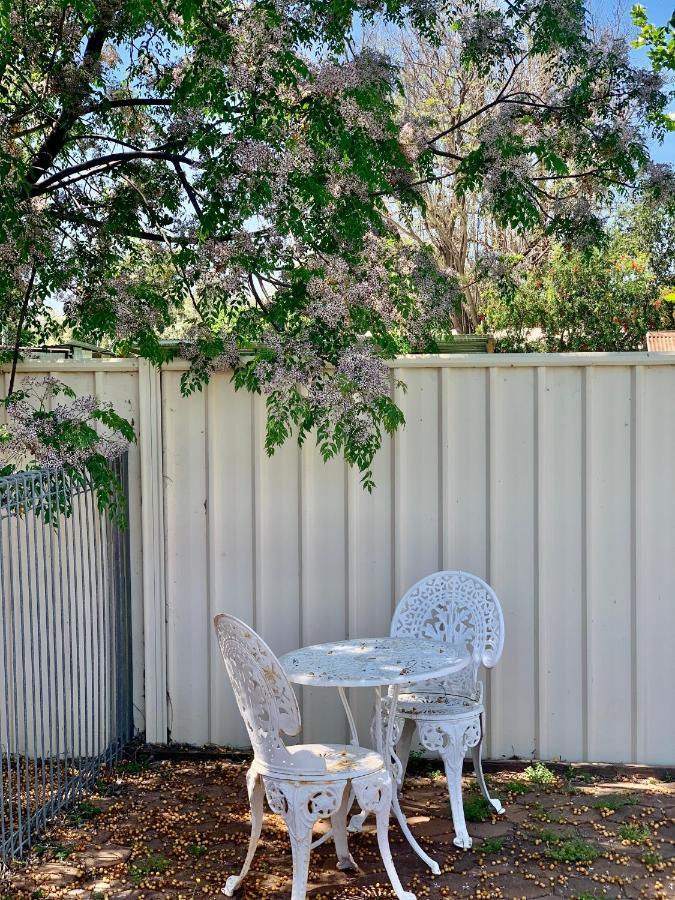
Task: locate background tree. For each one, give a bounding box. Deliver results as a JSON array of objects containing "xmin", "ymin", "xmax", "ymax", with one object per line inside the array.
[
  {"xmin": 632, "ymin": 4, "xmax": 675, "ymax": 74},
  {"xmin": 481, "ymin": 203, "xmax": 675, "ymax": 351},
  {"xmin": 381, "ymin": 0, "xmax": 673, "ymax": 332},
  {"xmin": 0, "ymin": 0, "xmax": 671, "ymax": 490}
]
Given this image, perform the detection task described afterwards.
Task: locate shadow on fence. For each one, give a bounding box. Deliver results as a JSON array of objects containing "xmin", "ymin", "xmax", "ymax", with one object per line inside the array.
[{"xmin": 0, "ymin": 454, "xmax": 133, "ymax": 860}]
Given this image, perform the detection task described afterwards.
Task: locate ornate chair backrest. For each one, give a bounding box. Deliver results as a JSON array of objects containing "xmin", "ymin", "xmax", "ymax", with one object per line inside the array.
[
  {"xmin": 390, "ymin": 571, "xmax": 504, "ymax": 698},
  {"xmin": 214, "ymin": 614, "xmax": 315, "ymax": 773}
]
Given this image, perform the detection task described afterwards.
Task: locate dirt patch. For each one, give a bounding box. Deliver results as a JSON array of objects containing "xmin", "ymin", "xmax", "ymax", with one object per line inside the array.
[{"xmin": 2, "ymin": 759, "xmax": 673, "ymax": 899}]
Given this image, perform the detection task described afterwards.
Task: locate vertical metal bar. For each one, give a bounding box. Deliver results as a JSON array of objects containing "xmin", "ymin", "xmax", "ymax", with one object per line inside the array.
[
  {"xmin": 61, "ymin": 471, "xmax": 79, "ymax": 804},
  {"xmin": 22, "ymin": 474, "xmax": 42, "ymax": 838},
  {"xmin": 0, "ymin": 485, "xmax": 14, "ymax": 859},
  {"xmin": 45, "ymin": 472, "xmax": 62, "ymax": 816},
  {"xmin": 83, "ymin": 480, "xmax": 102, "ymax": 770},
  {"xmin": 82, "ymin": 480, "xmax": 97, "ymax": 782},
  {"xmin": 7, "ymin": 492, "xmax": 23, "ymax": 854},
  {"xmin": 105, "ymin": 484, "xmax": 114, "ymax": 764},
  {"xmin": 97, "ymin": 472, "xmax": 112, "ymax": 765},
  {"xmin": 15, "ymin": 474, "xmax": 33, "ymax": 851},
  {"xmin": 38, "ymin": 472, "xmax": 56, "ymax": 819},
  {"xmin": 29, "ymin": 473, "xmax": 48, "ymax": 830},
  {"xmin": 55, "ymin": 469, "xmax": 72, "ymax": 807},
  {"xmin": 76, "ymin": 483, "xmax": 90, "ymax": 797},
  {"xmin": 5, "ymin": 485, "xmax": 23, "ymax": 856},
  {"xmin": 73, "ymin": 483, "xmax": 89, "ymax": 793}
]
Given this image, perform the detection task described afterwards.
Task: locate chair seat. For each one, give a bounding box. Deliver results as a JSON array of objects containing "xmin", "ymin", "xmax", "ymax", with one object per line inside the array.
[
  {"xmin": 395, "ymin": 691, "xmax": 483, "ymax": 720},
  {"xmin": 253, "ymin": 743, "xmax": 384, "ymax": 780}
]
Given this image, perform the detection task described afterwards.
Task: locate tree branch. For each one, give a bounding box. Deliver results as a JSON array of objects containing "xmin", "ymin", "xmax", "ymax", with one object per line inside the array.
[
  {"xmin": 172, "ymin": 160, "xmax": 204, "ymax": 220},
  {"xmin": 7, "ymin": 266, "xmax": 37, "ymax": 398},
  {"xmin": 84, "ymin": 96, "xmax": 174, "ymax": 114},
  {"xmin": 31, "ymin": 150, "xmax": 200, "ymax": 195},
  {"xmin": 427, "ymin": 54, "xmax": 527, "ymax": 146},
  {"xmin": 27, "ymin": 19, "xmax": 112, "ymax": 186}
]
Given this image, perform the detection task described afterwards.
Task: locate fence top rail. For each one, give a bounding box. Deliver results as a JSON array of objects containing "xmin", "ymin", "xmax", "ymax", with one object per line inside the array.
[
  {"xmin": 0, "ymin": 453, "xmax": 127, "ymax": 520},
  {"xmin": 3, "ymin": 351, "xmax": 675, "ymax": 378},
  {"xmin": 1, "ymin": 359, "xmax": 140, "ymax": 374},
  {"xmin": 157, "ymin": 350, "xmax": 675, "ymax": 369},
  {"xmin": 387, "ymin": 351, "xmax": 675, "ymax": 368}
]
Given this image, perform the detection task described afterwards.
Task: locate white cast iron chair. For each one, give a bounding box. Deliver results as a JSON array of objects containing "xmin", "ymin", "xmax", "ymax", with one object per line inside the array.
[
  {"xmin": 387, "ymin": 571, "xmax": 505, "ymax": 850},
  {"xmin": 213, "ymin": 614, "xmax": 416, "ymax": 900}
]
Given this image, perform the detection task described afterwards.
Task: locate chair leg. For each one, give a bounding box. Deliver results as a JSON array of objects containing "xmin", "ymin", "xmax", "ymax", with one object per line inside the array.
[
  {"xmin": 472, "ymin": 716, "xmax": 504, "ymax": 815},
  {"xmin": 287, "ymin": 825, "xmax": 314, "ymax": 900},
  {"xmin": 395, "ymin": 718, "xmax": 416, "ymax": 790},
  {"xmin": 223, "ymin": 768, "xmax": 264, "ymax": 896},
  {"xmin": 418, "ymin": 719, "xmax": 482, "ymax": 851},
  {"xmin": 331, "ymin": 784, "xmax": 357, "ymax": 871},
  {"xmin": 352, "ymin": 771, "xmax": 416, "ymax": 900},
  {"xmin": 442, "ymin": 749, "xmax": 472, "ymax": 850},
  {"xmin": 263, "ymin": 778, "xmax": 347, "ymax": 900}
]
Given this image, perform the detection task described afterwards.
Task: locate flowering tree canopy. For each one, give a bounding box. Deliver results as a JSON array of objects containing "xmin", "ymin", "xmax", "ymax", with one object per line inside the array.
[{"xmin": 0, "ymin": 0, "xmax": 672, "ymax": 488}]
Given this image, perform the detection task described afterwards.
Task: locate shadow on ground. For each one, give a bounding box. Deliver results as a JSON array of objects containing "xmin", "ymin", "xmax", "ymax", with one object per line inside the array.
[{"xmin": 2, "ymin": 757, "xmax": 673, "ymax": 899}]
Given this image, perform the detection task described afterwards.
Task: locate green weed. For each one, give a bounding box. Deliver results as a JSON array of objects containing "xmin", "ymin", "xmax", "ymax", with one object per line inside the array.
[
  {"xmin": 66, "ymin": 801, "xmax": 101, "ymax": 825},
  {"xmin": 618, "ymin": 824, "xmax": 650, "ymax": 843},
  {"xmin": 565, "ymin": 767, "xmax": 596, "ymax": 784},
  {"xmin": 129, "ymin": 853, "xmax": 172, "ymax": 885},
  {"xmin": 534, "ymin": 829, "xmax": 600, "ymax": 864},
  {"xmin": 503, "ymin": 778, "xmax": 530, "ymax": 795},
  {"xmin": 463, "ymin": 794, "xmax": 493, "ymax": 823},
  {"xmin": 523, "ymin": 761, "xmax": 556, "ymax": 786},
  {"xmin": 594, "ymin": 793, "xmax": 638, "ymax": 812},
  {"xmin": 116, "ymin": 758, "xmax": 150, "ymax": 775},
  {"xmin": 407, "ymin": 750, "xmax": 444, "ymax": 778},
  {"xmin": 480, "ymin": 837, "xmax": 505, "ymax": 854}
]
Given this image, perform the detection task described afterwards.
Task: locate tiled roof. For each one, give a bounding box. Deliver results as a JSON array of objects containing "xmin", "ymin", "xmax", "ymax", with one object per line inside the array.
[{"xmin": 646, "ymin": 331, "xmax": 675, "ymax": 352}]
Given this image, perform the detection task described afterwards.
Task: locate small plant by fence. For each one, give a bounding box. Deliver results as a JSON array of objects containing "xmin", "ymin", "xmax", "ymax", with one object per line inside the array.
[{"xmin": 0, "ymin": 454, "xmax": 134, "ymax": 860}]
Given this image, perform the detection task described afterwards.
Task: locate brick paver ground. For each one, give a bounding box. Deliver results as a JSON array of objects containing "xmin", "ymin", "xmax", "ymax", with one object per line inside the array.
[{"xmin": 2, "ymin": 755, "xmax": 673, "ymax": 899}]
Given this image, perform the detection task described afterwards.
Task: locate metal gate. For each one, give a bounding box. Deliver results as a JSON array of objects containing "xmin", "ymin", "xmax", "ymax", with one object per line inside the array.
[{"xmin": 0, "ymin": 454, "xmax": 133, "ymax": 860}]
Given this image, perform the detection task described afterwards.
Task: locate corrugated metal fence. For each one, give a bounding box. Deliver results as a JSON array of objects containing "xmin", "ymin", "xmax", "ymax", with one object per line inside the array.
[
  {"xmin": 2, "ymin": 355, "xmax": 675, "ymax": 767},
  {"xmin": 0, "ymin": 456, "xmax": 133, "ymax": 860}
]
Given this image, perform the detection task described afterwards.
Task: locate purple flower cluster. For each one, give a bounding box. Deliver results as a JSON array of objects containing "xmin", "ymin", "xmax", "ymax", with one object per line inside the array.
[
  {"xmin": 309, "ymin": 49, "xmax": 396, "ymax": 97},
  {"xmin": 643, "ymin": 163, "xmax": 675, "ymax": 205},
  {"xmin": 0, "ymin": 378, "xmax": 129, "ymax": 472}
]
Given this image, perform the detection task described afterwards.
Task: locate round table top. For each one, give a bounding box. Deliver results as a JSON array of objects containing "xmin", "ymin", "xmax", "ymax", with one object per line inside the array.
[{"xmin": 279, "ymin": 637, "xmax": 470, "ymax": 688}]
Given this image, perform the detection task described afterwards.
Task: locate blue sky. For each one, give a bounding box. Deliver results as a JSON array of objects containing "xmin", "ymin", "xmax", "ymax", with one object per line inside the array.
[{"xmin": 602, "ymin": 0, "xmax": 674, "ymax": 163}]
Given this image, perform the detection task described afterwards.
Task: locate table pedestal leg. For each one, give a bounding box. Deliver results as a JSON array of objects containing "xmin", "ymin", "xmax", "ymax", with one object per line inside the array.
[
  {"xmin": 384, "ymin": 685, "xmax": 441, "ymax": 875},
  {"xmin": 348, "ymin": 685, "xmax": 441, "ymax": 874},
  {"xmin": 338, "ymin": 686, "xmax": 360, "ymax": 746}
]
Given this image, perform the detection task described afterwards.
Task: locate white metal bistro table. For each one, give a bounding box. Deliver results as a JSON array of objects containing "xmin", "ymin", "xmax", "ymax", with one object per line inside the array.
[{"xmin": 280, "ymin": 636, "xmax": 470, "ymax": 875}]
